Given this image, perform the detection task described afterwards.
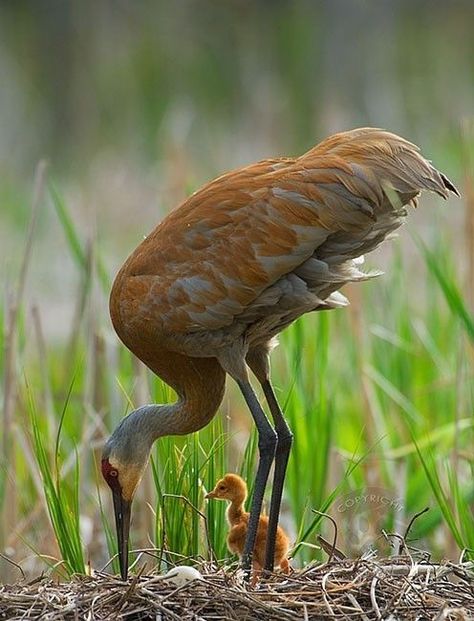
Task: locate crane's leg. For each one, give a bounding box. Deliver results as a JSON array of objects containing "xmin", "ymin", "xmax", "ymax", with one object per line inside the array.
[
  {"xmin": 237, "ymin": 379, "xmax": 277, "ymax": 573},
  {"xmin": 261, "ymin": 379, "xmax": 293, "ymax": 573}
]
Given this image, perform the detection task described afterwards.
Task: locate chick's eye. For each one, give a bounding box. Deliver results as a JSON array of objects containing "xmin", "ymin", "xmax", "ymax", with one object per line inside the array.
[{"xmin": 219, "ymin": 485, "xmax": 225, "ymax": 490}]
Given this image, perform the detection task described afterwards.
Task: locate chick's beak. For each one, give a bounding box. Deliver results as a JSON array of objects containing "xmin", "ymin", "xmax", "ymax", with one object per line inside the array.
[
  {"xmin": 205, "ymin": 490, "xmax": 216, "ymax": 499},
  {"xmin": 112, "ymin": 488, "xmax": 131, "ymax": 581}
]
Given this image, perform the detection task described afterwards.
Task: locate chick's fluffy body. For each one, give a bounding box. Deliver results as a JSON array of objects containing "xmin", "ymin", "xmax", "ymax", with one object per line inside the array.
[{"xmin": 207, "ymin": 473, "xmax": 290, "ymax": 573}]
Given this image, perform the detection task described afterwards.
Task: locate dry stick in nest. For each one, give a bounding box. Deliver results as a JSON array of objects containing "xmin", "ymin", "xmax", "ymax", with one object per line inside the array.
[
  {"xmin": 159, "ymin": 493, "xmax": 218, "ymax": 565},
  {"xmin": 0, "ymin": 552, "xmax": 25, "ymax": 580},
  {"xmin": 1, "ymin": 557, "xmax": 474, "ymax": 620},
  {"xmin": 311, "ymin": 509, "xmax": 347, "ymax": 562},
  {"xmin": 101, "ymin": 492, "xmax": 216, "ymax": 578}
]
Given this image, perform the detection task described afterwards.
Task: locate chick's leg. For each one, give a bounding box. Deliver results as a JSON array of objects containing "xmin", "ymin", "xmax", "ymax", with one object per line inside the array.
[{"xmin": 251, "ymin": 560, "xmax": 262, "ymax": 587}]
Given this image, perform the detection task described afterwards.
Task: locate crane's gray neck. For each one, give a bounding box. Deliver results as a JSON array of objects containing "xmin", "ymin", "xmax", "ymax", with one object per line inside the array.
[
  {"xmin": 104, "ymin": 359, "xmax": 225, "ymax": 468},
  {"xmin": 121, "ymin": 402, "xmax": 183, "ymax": 443},
  {"xmin": 104, "ymin": 402, "xmax": 181, "ymax": 466},
  {"xmin": 104, "ymin": 393, "xmax": 221, "ymax": 468}
]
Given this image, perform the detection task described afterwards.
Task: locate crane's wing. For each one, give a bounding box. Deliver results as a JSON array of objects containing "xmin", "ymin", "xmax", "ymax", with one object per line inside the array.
[{"xmin": 114, "ymin": 129, "xmax": 458, "ymax": 336}]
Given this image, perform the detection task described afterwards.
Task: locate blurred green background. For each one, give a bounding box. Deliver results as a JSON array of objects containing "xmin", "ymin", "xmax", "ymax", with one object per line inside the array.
[
  {"xmin": 1, "ymin": 0, "xmax": 473, "ymax": 337},
  {"xmin": 0, "ymin": 1, "xmax": 473, "ymax": 579},
  {"xmin": 2, "ymin": 1, "xmax": 473, "ymax": 172}
]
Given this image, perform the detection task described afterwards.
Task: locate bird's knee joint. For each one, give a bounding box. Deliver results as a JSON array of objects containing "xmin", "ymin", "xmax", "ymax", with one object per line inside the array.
[
  {"xmin": 277, "ymin": 431, "xmax": 293, "ymax": 452},
  {"xmin": 258, "ymin": 431, "xmax": 277, "ymax": 454}
]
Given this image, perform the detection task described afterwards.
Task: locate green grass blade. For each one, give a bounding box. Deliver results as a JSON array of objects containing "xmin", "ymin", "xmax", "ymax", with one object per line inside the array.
[
  {"xmin": 417, "ymin": 238, "xmax": 474, "ymax": 342},
  {"xmin": 26, "ymin": 379, "xmax": 85, "ymax": 575},
  {"xmin": 49, "ymin": 181, "xmax": 110, "ymax": 290},
  {"xmin": 49, "ymin": 182, "xmax": 87, "ymax": 271},
  {"xmin": 413, "ymin": 437, "xmax": 464, "ymax": 548}
]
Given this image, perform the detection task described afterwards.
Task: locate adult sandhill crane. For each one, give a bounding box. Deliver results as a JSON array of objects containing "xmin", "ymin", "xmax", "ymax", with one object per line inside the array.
[{"xmin": 102, "ymin": 128, "xmax": 458, "ymax": 581}]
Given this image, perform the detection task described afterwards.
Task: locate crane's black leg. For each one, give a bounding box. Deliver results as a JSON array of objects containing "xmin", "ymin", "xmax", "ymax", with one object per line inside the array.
[
  {"xmin": 261, "ymin": 379, "xmax": 293, "ymax": 572},
  {"xmin": 237, "ymin": 379, "xmax": 277, "ymax": 573}
]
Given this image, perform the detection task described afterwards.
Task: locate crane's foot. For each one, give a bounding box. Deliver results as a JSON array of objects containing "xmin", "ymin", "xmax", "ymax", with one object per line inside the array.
[
  {"xmin": 240, "ymin": 553, "xmax": 252, "ymax": 582},
  {"xmin": 241, "ymin": 552, "xmax": 251, "ymax": 571}
]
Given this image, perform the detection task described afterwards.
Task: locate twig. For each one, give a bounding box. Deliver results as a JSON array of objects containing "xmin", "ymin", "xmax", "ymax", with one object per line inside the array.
[
  {"xmin": 311, "ymin": 508, "xmax": 346, "ymax": 562},
  {"xmin": 0, "ymin": 552, "xmax": 25, "ymax": 579},
  {"xmin": 404, "ymin": 506, "xmax": 430, "ymax": 541},
  {"xmin": 370, "ymin": 575, "xmax": 381, "ymax": 619},
  {"xmin": 162, "ymin": 493, "xmax": 218, "ymax": 564}
]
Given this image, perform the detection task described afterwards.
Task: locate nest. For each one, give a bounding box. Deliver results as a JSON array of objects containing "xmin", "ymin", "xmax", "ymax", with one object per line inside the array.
[{"xmin": 1, "ymin": 554, "xmax": 473, "ymax": 620}]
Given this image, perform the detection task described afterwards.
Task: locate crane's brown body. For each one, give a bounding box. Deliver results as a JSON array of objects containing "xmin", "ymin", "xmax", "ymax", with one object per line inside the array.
[
  {"xmin": 110, "ymin": 128, "xmax": 455, "ymax": 383},
  {"xmin": 104, "ymin": 128, "xmax": 458, "ymax": 581}
]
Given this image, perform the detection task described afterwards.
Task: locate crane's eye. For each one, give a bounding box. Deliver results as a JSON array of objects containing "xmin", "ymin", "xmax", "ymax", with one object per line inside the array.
[{"xmin": 109, "ymin": 469, "xmax": 118, "ymax": 477}]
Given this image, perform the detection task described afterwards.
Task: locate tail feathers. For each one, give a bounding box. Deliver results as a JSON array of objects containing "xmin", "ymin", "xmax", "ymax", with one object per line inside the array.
[
  {"xmin": 303, "ymin": 127, "xmax": 460, "ymax": 211},
  {"xmin": 440, "ymin": 172, "xmax": 460, "ymax": 197}
]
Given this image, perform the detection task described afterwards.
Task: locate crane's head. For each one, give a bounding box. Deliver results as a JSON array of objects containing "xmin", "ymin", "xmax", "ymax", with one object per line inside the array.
[{"xmin": 101, "ymin": 409, "xmax": 154, "ymax": 581}]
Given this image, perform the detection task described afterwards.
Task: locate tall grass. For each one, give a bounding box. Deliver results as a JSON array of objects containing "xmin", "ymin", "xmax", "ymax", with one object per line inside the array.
[
  {"xmin": 27, "ymin": 381, "xmax": 85, "ymax": 576},
  {"xmin": 0, "ymin": 179, "xmax": 472, "ymax": 580}
]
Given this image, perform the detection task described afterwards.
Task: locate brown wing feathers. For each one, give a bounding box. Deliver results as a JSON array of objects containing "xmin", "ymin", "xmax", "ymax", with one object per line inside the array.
[{"xmin": 111, "ymin": 128, "xmax": 458, "ymax": 343}]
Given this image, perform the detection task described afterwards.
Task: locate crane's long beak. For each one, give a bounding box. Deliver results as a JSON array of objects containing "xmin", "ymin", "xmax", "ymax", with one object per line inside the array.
[{"xmin": 112, "ymin": 488, "xmax": 131, "ymax": 581}]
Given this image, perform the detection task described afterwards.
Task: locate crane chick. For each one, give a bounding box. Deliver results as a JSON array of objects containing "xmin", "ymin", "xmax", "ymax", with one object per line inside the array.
[{"xmin": 206, "ymin": 473, "xmax": 290, "ymax": 581}]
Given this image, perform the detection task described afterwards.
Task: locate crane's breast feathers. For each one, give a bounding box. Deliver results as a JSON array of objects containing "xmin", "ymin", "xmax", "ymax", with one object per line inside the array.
[{"xmin": 115, "ymin": 129, "xmax": 456, "ymax": 340}]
